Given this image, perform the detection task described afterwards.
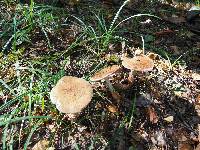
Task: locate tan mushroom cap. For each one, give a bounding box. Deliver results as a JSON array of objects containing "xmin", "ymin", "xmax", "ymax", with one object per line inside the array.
[
  {"xmin": 50, "ymin": 76, "xmax": 93, "ymax": 114},
  {"xmin": 122, "ymin": 55, "xmax": 154, "ymax": 72},
  {"xmin": 90, "ymin": 65, "xmax": 121, "ymax": 81}
]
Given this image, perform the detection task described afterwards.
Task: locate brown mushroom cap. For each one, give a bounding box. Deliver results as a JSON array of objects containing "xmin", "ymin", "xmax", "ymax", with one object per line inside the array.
[
  {"xmin": 50, "ymin": 76, "xmax": 93, "ymax": 114},
  {"xmin": 122, "ymin": 55, "xmax": 154, "ymax": 72},
  {"xmin": 90, "ymin": 65, "xmax": 121, "ymax": 81}
]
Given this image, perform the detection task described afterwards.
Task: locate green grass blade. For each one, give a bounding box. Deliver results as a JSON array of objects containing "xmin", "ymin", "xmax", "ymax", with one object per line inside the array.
[
  {"xmin": 0, "ymin": 99, "xmax": 18, "ymax": 112},
  {"xmin": 9, "ymin": 125, "xmax": 14, "ymax": 150},
  {"xmin": 0, "ymin": 79, "xmax": 16, "ymax": 96},
  {"xmin": 128, "ymin": 95, "xmax": 136, "ymax": 129},
  {"xmin": 112, "ymin": 14, "xmax": 160, "ymax": 32},
  {"xmin": 2, "ymin": 126, "xmax": 8, "ymax": 150},
  {"xmin": 0, "ymin": 116, "xmax": 51, "ymax": 126},
  {"xmin": 24, "ymin": 120, "xmax": 43, "ymax": 150},
  {"xmin": 28, "ymin": 75, "xmax": 34, "ymax": 117},
  {"xmin": 93, "ymin": 13, "xmax": 107, "ymax": 33},
  {"xmin": 41, "ymin": 96, "xmax": 45, "ymax": 112},
  {"xmin": 109, "ymin": 0, "xmax": 130, "ymax": 31},
  {"xmin": 13, "ymin": 15, "xmax": 17, "ymax": 51}
]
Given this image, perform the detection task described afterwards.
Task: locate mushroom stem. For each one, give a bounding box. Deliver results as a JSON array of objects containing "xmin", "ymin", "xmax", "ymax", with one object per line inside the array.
[{"xmin": 105, "ymin": 77, "xmax": 114, "ymax": 92}]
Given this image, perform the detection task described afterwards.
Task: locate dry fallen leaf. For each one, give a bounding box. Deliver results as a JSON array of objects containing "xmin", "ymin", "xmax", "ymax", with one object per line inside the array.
[
  {"xmin": 23, "ymin": 95, "xmax": 29, "ymax": 101},
  {"xmin": 178, "ymin": 142, "xmax": 193, "ymax": 150},
  {"xmin": 32, "ymin": 139, "xmax": 51, "ymax": 150},
  {"xmin": 196, "ymin": 94, "xmax": 200, "ymax": 105},
  {"xmin": 164, "ymin": 116, "xmax": 174, "ymax": 123},
  {"xmin": 107, "ymin": 104, "xmax": 118, "ymax": 113},
  {"xmin": 95, "ymin": 102, "xmax": 102, "ymax": 109},
  {"xmin": 111, "ymin": 92, "xmax": 122, "ymax": 103},
  {"xmin": 174, "ymin": 91, "xmax": 188, "ymax": 99},
  {"xmin": 192, "ymin": 73, "xmax": 200, "ymax": 81},
  {"xmin": 172, "ymin": 129, "xmax": 188, "ymax": 142},
  {"xmin": 155, "ymin": 29, "xmax": 175, "ymax": 37},
  {"xmin": 147, "ymin": 106, "xmax": 158, "ymax": 124}
]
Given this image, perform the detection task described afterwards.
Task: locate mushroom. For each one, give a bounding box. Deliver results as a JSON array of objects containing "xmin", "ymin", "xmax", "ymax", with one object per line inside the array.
[
  {"xmin": 90, "ymin": 65, "xmax": 121, "ymax": 92},
  {"xmin": 122, "ymin": 55, "xmax": 154, "ymax": 72},
  {"xmin": 121, "ymin": 54, "xmax": 154, "ymax": 87},
  {"xmin": 50, "ymin": 76, "xmax": 93, "ymax": 114}
]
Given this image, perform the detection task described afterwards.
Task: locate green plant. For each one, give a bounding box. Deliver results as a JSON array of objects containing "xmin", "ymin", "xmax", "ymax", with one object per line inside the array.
[
  {"xmin": 164, "ymin": 52, "xmax": 184, "ymax": 70},
  {"xmin": 1, "ymin": 1, "xmax": 67, "ymax": 53},
  {"xmin": 0, "ymin": 53, "xmax": 67, "ymax": 148},
  {"xmin": 195, "ymin": 0, "xmax": 200, "ymax": 6},
  {"xmin": 61, "ymin": 0, "xmax": 159, "ymax": 57}
]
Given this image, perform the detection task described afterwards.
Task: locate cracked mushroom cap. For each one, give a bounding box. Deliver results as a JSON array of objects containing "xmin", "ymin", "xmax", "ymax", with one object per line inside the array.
[
  {"xmin": 50, "ymin": 76, "xmax": 93, "ymax": 114},
  {"xmin": 122, "ymin": 55, "xmax": 154, "ymax": 72},
  {"xmin": 90, "ymin": 65, "xmax": 121, "ymax": 82}
]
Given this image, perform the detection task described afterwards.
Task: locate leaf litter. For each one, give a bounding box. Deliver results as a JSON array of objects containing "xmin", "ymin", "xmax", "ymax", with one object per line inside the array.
[{"xmin": 0, "ymin": 0, "xmax": 200, "ymax": 149}]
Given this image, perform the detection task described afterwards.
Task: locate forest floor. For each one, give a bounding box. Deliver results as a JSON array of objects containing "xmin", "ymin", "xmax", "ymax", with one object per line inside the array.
[{"xmin": 0, "ymin": 0, "xmax": 200, "ymax": 149}]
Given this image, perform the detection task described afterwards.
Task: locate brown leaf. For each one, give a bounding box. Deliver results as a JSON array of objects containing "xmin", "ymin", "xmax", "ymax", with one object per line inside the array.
[
  {"xmin": 111, "ymin": 92, "xmax": 122, "ymax": 103},
  {"xmin": 24, "ymin": 95, "xmax": 29, "ymax": 101},
  {"xmin": 178, "ymin": 142, "xmax": 193, "ymax": 150},
  {"xmin": 95, "ymin": 102, "xmax": 102, "ymax": 109},
  {"xmin": 147, "ymin": 106, "xmax": 158, "ymax": 124},
  {"xmin": 192, "ymin": 73, "xmax": 200, "ymax": 81},
  {"xmin": 172, "ymin": 128, "xmax": 188, "ymax": 142},
  {"xmin": 32, "ymin": 140, "xmax": 50, "ymax": 150},
  {"xmin": 107, "ymin": 104, "xmax": 118, "ymax": 113},
  {"xmin": 196, "ymin": 94, "xmax": 200, "ymax": 105},
  {"xmin": 155, "ymin": 29, "xmax": 175, "ymax": 37}
]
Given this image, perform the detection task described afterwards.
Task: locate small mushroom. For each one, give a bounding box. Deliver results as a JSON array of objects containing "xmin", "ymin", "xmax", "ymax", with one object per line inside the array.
[
  {"xmin": 50, "ymin": 76, "xmax": 93, "ymax": 114},
  {"xmin": 122, "ymin": 54, "xmax": 154, "ymax": 72},
  {"xmin": 90, "ymin": 65, "xmax": 121, "ymax": 92},
  {"xmin": 121, "ymin": 54, "xmax": 154, "ymax": 86}
]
